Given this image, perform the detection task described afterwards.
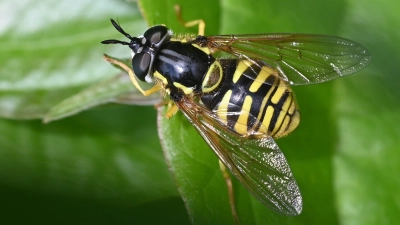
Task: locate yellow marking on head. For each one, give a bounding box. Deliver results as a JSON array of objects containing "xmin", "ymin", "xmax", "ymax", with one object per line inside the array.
[
  {"xmin": 234, "ymin": 95, "xmax": 252, "ymax": 135},
  {"xmin": 202, "ymin": 61, "xmax": 223, "ymax": 93},
  {"xmin": 217, "ymin": 90, "xmax": 233, "ymax": 124},
  {"xmin": 249, "ymin": 66, "xmax": 275, "ymax": 93},
  {"xmin": 154, "ymin": 71, "xmax": 168, "ymax": 85},
  {"xmin": 173, "ymin": 82, "xmax": 194, "ymax": 95},
  {"xmin": 233, "ymin": 60, "xmax": 252, "ymax": 83}
]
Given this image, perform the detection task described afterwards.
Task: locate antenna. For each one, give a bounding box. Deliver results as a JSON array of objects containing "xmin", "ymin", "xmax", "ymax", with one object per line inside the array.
[
  {"xmin": 101, "ymin": 19, "xmax": 133, "ymax": 45},
  {"xmin": 110, "ymin": 19, "xmax": 133, "ymax": 40}
]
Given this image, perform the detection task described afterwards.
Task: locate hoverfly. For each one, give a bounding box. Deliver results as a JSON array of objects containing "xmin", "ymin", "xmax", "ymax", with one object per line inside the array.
[{"xmin": 101, "ymin": 12, "xmax": 370, "ymax": 216}]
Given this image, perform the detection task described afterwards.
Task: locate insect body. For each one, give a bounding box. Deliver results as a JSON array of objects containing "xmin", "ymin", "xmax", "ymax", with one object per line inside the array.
[
  {"xmin": 102, "ymin": 19, "xmax": 370, "ymax": 216},
  {"xmin": 155, "ymin": 39, "xmax": 299, "ymax": 138}
]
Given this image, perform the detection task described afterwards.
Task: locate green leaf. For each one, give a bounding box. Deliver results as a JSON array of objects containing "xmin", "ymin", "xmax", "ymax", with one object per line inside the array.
[
  {"xmin": 43, "ymin": 71, "xmax": 159, "ymax": 123},
  {"xmin": 0, "ymin": 0, "xmax": 147, "ymax": 119},
  {"xmin": 0, "ymin": 106, "xmax": 188, "ymax": 224}
]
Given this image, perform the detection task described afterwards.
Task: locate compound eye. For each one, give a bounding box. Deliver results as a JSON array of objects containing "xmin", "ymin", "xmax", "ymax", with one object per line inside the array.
[
  {"xmin": 132, "ymin": 52, "xmax": 151, "ymax": 82},
  {"xmin": 144, "ymin": 25, "xmax": 168, "ymax": 45}
]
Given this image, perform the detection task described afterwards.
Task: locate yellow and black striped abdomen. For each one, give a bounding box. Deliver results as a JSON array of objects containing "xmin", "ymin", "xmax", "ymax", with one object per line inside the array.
[{"xmin": 201, "ymin": 59, "xmax": 300, "ymax": 138}]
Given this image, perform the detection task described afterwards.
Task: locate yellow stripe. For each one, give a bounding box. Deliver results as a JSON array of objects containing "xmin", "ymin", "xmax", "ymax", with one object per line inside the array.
[
  {"xmin": 287, "ymin": 110, "xmax": 300, "ymax": 134},
  {"xmin": 262, "ymin": 106, "xmax": 274, "ymax": 134},
  {"xmin": 256, "ymin": 88, "xmax": 276, "ymax": 134},
  {"xmin": 271, "ymin": 90, "xmax": 291, "ymax": 135},
  {"xmin": 256, "ymin": 95, "xmax": 270, "ymax": 134},
  {"xmin": 274, "ymin": 115, "xmax": 291, "ymax": 138},
  {"xmin": 271, "ymin": 85, "xmax": 286, "ymax": 104},
  {"xmin": 271, "ymin": 107, "xmax": 286, "ymax": 135},
  {"xmin": 281, "ymin": 94, "xmax": 292, "ymax": 115},
  {"xmin": 202, "ymin": 61, "xmax": 222, "ymax": 93},
  {"xmin": 273, "ymin": 94, "xmax": 299, "ymax": 138},
  {"xmin": 275, "ymin": 110, "xmax": 300, "ymax": 138},
  {"xmin": 217, "ymin": 90, "xmax": 233, "ymax": 124},
  {"xmin": 234, "ymin": 95, "xmax": 252, "ymax": 135},
  {"xmin": 288, "ymin": 98, "xmax": 296, "ymax": 115},
  {"xmin": 173, "ymin": 82, "xmax": 193, "ymax": 95},
  {"xmin": 282, "ymin": 115, "xmax": 291, "ymax": 132},
  {"xmin": 192, "ymin": 44, "xmax": 211, "ymax": 55},
  {"xmin": 154, "ymin": 71, "xmax": 168, "ymax": 85},
  {"xmin": 233, "ymin": 60, "xmax": 251, "ymax": 83},
  {"xmin": 249, "ymin": 66, "xmax": 274, "ymax": 93},
  {"xmin": 255, "ymin": 77, "xmax": 279, "ymax": 134}
]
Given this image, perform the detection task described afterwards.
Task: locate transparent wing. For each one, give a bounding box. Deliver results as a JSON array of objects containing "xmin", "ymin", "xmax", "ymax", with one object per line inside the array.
[
  {"xmin": 175, "ymin": 97, "xmax": 302, "ymax": 215},
  {"xmin": 203, "ymin": 33, "xmax": 371, "ymax": 85}
]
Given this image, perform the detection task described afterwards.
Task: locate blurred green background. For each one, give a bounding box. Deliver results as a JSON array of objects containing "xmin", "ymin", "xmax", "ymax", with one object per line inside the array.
[{"xmin": 0, "ymin": 0, "xmax": 399, "ymax": 224}]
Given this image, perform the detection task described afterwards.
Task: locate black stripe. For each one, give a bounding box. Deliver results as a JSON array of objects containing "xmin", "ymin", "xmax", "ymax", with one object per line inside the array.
[
  {"xmin": 268, "ymin": 90, "xmax": 290, "ymax": 133},
  {"xmin": 251, "ymin": 75, "xmax": 276, "ymax": 132},
  {"xmin": 226, "ymin": 63, "xmax": 261, "ymax": 129},
  {"xmin": 275, "ymin": 93, "xmax": 293, "ymax": 133}
]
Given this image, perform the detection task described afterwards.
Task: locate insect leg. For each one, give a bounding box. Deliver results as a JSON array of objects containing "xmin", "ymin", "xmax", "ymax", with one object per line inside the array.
[
  {"xmin": 174, "ymin": 5, "xmax": 205, "ymax": 36},
  {"xmin": 165, "ymin": 102, "xmax": 179, "ymax": 118},
  {"xmin": 103, "ymin": 54, "xmax": 161, "ymax": 96},
  {"xmin": 219, "ymin": 160, "xmax": 241, "ymax": 225}
]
